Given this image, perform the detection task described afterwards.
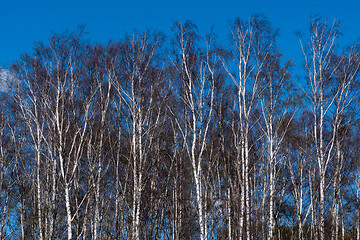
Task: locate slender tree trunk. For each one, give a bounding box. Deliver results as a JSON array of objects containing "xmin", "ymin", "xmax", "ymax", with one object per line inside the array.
[
  {"xmin": 268, "ymin": 122, "xmax": 275, "ymax": 240},
  {"xmin": 332, "ymin": 139, "xmax": 341, "ymax": 240},
  {"xmin": 239, "ymin": 137, "xmax": 245, "ymax": 239},
  {"xmin": 36, "ymin": 143, "xmax": 43, "ymax": 240},
  {"xmin": 131, "ymin": 116, "xmax": 139, "ymax": 240},
  {"xmin": 318, "ymin": 87, "xmax": 325, "ymax": 240},
  {"xmin": 49, "ymin": 150, "xmax": 56, "ymax": 239},
  {"xmin": 244, "ymin": 130, "xmax": 250, "ymax": 240},
  {"xmin": 357, "ymin": 172, "xmax": 360, "ymax": 240},
  {"xmin": 64, "ymin": 182, "xmax": 72, "ymax": 240},
  {"xmin": 227, "ymin": 187, "xmax": 232, "ymax": 240}
]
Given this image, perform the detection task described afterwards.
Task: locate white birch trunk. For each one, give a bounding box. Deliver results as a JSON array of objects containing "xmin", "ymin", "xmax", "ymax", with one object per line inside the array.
[
  {"xmin": 20, "ymin": 199, "xmax": 25, "ymax": 240},
  {"xmin": 244, "ymin": 133, "xmax": 250, "ymax": 240},
  {"xmin": 268, "ymin": 140, "xmax": 275, "ymax": 240},
  {"xmin": 49, "ymin": 150, "xmax": 57, "ymax": 239},
  {"xmin": 36, "ymin": 136, "xmax": 43, "ymax": 240},
  {"xmin": 131, "ymin": 113, "xmax": 139, "ymax": 240},
  {"xmin": 318, "ymin": 89, "xmax": 325, "ymax": 240},
  {"xmin": 134, "ymin": 105, "xmax": 143, "ymax": 240},
  {"xmin": 64, "ymin": 181, "xmax": 72, "ymax": 240},
  {"xmin": 227, "ymin": 187, "xmax": 232, "ymax": 240}
]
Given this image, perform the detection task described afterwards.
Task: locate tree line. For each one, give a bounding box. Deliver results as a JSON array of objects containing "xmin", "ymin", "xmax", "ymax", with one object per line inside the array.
[{"xmin": 0, "ymin": 15, "xmax": 360, "ymax": 240}]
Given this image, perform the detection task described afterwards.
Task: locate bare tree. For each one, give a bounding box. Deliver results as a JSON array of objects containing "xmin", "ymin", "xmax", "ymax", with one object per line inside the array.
[
  {"xmin": 0, "ymin": 107, "xmax": 19, "ymax": 239},
  {"xmin": 329, "ymin": 42, "xmax": 360, "ymax": 240},
  {"xmin": 223, "ymin": 15, "xmax": 278, "ymax": 239},
  {"xmin": 170, "ymin": 21, "xmax": 218, "ymax": 240},
  {"xmin": 14, "ymin": 53, "xmax": 48, "ymax": 240},
  {"xmin": 5, "ymin": 16, "xmax": 360, "ymax": 240},
  {"xmin": 14, "ymin": 29, "xmax": 97, "ymax": 239},
  {"xmin": 300, "ymin": 18, "xmax": 360, "ymax": 240},
  {"xmin": 260, "ymin": 55, "xmax": 295, "ymax": 240},
  {"xmin": 300, "ymin": 18, "xmax": 341, "ymax": 240},
  {"xmin": 112, "ymin": 31, "xmax": 164, "ymax": 240}
]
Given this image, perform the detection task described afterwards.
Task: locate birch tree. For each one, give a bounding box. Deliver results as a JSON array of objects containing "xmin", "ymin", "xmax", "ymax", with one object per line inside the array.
[
  {"xmin": 14, "ymin": 52, "xmax": 49, "ymax": 240},
  {"xmin": 14, "ymin": 29, "xmax": 97, "ymax": 239},
  {"xmin": 170, "ymin": 21, "xmax": 217, "ymax": 240},
  {"xmin": 301, "ymin": 18, "xmax": 360, "ymax": 240},
  {"xmin": 113, "ymin": 31, "xmax": 164, "ymax": 240},
  {"xmin": 300, "ymin": 18, "xmax": 340, "ymax": 240},
  {"xmin": 224, "ymin": 15, "xmax": 274, "ymax": 238},
  {"xmin": 283, "ymin": 112, "xmax": 313, "ymax": 240},
  {"xmin": 0, "ymin": 105, "xmax": 19, "ymax": 239},
  {"xmin": 329, "ymin": 42, "xmax": 360, "ymax": 240},
  {"xmin": 259, "ymin": 51, "xmax": 295, "ymax": 239},
  {"xmin": 45, "ymin": 33, "xmax": 95, "ymax": 240},
  {"xmin": 78, "ymin": 44, "xmax": 113, "ymax": 239}
]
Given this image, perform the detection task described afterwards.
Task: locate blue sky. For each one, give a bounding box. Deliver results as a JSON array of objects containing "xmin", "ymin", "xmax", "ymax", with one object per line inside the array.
[{"xmin": 1, "ymin": 0, "xmax": 360, "ymax": 70}]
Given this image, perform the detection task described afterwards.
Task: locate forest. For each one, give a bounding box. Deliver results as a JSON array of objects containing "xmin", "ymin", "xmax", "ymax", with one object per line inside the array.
[{"xmin": 0, "ymin": 15, "xmax": 360, "ymax": 240}]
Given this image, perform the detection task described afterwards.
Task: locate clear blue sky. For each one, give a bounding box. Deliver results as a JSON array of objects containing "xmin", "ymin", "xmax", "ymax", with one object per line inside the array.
[{"xmin": 1, "ymin": 0, "xmax": 360, "ymax": 70}]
